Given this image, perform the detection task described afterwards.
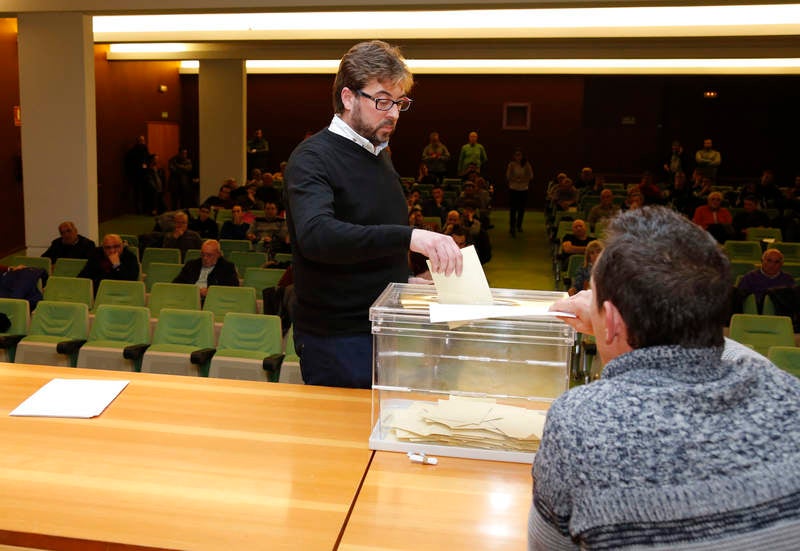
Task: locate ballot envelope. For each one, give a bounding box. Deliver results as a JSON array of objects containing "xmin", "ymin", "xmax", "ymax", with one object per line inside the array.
[{"xmin": 369, "ymin": 282, "xmax": 576, "ymax": 463}]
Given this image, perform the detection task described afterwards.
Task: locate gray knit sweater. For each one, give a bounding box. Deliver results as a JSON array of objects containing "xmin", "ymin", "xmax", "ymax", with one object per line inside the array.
[{"xmin": 530, "ymin": 345, "xmax": 800, "ymax": 550}]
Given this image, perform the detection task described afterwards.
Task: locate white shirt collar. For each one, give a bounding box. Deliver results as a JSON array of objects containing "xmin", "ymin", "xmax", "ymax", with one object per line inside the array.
[{"xmin": 328, "ymin": 115, "xmax": 389, "ymax": 156}]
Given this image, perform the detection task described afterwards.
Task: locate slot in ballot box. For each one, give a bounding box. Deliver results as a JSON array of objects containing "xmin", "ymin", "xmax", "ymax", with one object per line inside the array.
[{"xmin": 369, "ymin": 283, "xmax": 575, "ymax": 463}]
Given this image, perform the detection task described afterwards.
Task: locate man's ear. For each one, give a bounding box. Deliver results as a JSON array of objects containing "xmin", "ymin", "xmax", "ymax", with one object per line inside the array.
[
  {"xmin": 341, "ymin": 87, "xmax": 356, "ymax": 112},
  {"xmin": 602, "ymin": 300, "xmax": 623, "ymax": 345}
]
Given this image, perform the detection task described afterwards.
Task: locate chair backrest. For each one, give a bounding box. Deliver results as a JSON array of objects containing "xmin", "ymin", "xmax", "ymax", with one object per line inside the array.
[
  {"xmin": 767, "ymin": 346, "xmax": 800, "ymax": 378},
  {"xmin": 217, "ymin": 313, "xmax": 282, "ymax": 355},
  {"xmin": 94, "ymin": 279, "xmax": 146, "ymax": 310},
  {"xmin": 144, "ymin": 262, "xmax": 184, "ymax": 292},
  {"xmin": 126, "ymin": 245, "xmax": 140, "ymax": 261},
  {"xmin": 52, "ymin": 258, "xmax": 88, "ymax": 277},
  {"xmin": 219, "ymin": 239, "xmax": 252, "ymax": 255},
  {"xmin": 215, "ymin": 209, "xmax": 233, "ymax": 223},
  {"xmin": 723, "ymin": 240, "xmax": 763, "ymax": 262},
  {"xmin": 141, "ymin": 248, "xmax": 182, "ymax": 272},
  {"xmin": 730, "ymin": 260, "xmax": 760, "ymax": 280},
  {"xmin": 779, "ymin": 262, "xmax": 800, "ymax": 279},
  {"xmin": 29, "ymin": 300, "xmax": 89, "ymax": 340},
  {"xmin": 11, "ymin": 256, "xmax": 51, "ymax": 274},
  {"xmin": 203, "ymin": 286, "xmax": 257, "ymax": 318},
  {"xmin": 243, "ymin": 267, "xmax": 286, "ymax": 293},
  {"xmin": 273, "ymin": 252, "xmax": 292, "ymax": 264},
  {"xmin": 565, "ymin": 254, "xmax": 585, "ymax": 283},
  {"xmin": 148, "ymin": 283, "xmax": 201, "ymax": 318},
  {"xmin": 745, "ymin": 227, "xmax": 782, "ymax": 242},
  {"xmin": 184, "ymin": 249, "xmax": 202, "ymax": 263},
  {"xmin": 43, "ymin": 276, "xmax": 93, "ymax": 308},
  {"xmin": 0, "ymin": 298, "xmax": 29, "ymax": 335},
  {"xmin": 773, "ymin": 242, "xmax": 800, "ymax": 263},
  {"xmin": 729, "ymin": 314, "xmax": 795, "ymax": 356},
  {"xmin": 88, "ymin": 304, "xmax": 151, "ymax": 345},
  {"xmin": 284, "ymin": 324, "xmax": 299, "ymax": 363},
  {"xmin": 118, "ymin": 234, "xmax": 140, "ymax": 248},
  {"xmin": 229, "ymin": 251, "xmax": 267, "ymax": 274},
  {"xmin": 152, "ymin": 308, "xmax": 215, "ymax": 348}
]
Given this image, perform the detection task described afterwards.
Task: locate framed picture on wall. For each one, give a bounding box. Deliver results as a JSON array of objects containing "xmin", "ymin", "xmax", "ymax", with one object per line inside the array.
[{"xmin": 503, "ymin": 102, "xmax": 530, "ymax": 130}]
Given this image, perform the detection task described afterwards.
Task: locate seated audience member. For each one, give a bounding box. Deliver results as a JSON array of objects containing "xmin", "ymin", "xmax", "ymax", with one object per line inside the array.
[
  {"xmin": 188, "ymin": 205, "xmax": 219, "ymax": 240},
  {"xmin": 442, "ymin": 209, "xmax": 463, "ymax": 235},
  {"xmin": 416, "ymin": 162, "xmax": 438, "ymax": 187},
  {"xmin": 422, "ymin": 186, "xmax": 451, "ymax": 225},
  {"xmin": 560, "ymin": 219, "xmax": 591, "ymax": 269},
  {"xmin": 732, "ymin": 195, "xmax": 772, "ymax": 240},
  {"xmin": 78, "ymin": 234, "xmax": 139, "ymax": 293},
  {"xmin": 41, "ymin": 221, "xmax": 95, "ymax": 262},
  {"xmin": 406, "ymin": 189, "xmax": 422, "ymax": 212},
  {"xmin": 586, "ymin": 189, "xmax": 619, "ymax": 229},
  {"xmin": 739, "ymin": 248, "xmax": 795, "ymax": 306},
  {"xmin": 575, "ymin": 166, "xmax": 595, "ymax": 190},
  {"xmin": 460, "ymin": 203, "xmax": 482, "ymax": 238},
  {"xmin": 237, "ymin": 184, "xmax": 265, "ymax": 213},
  {"xmin": 173, "ymin": 239, "xmax": 239, "ymax": 300},
  {"xmin": 568, "ymin": 239, "xmax": 603, "ymax": 296},
  {"xmin": 532, "ymin": 206, "xmax": 800, "ymax": 550},
  {"xmin": 248, "ymin": 201, "xmax": 290, "ymax": 255},
  {"xmin": 246, "ymin": 168, "xmax": 262, "ymax": 186},
  {"xmin": 622, "ymin": 187, "xmax": 644, "ymax": 211},
  {"xmin": 203, "ymin": 184, "xmax": 234, "ymax": 211},
  {"xmin": 162, "ymin": 211, "xmax": 203, "ymax": 258},
  {"xmin": 669, "ymin": 170, "xmax": 694, "ymax": 215},
  {"xmin": 692, "ymin": 191, "xmax": 733, "ymax": 243},
  {"xmin": 219, "ymin": 205, "xmax": 251, "ymax": 240},
  {"xmin": 255, "ymin": 172, "xmax": 281, "ymax": 209},
  {"xmin": 637, "ymin": 171, "xmax": 664, "ymax": 205},
  {"xmin": 548, "ymin": 177, "xmax": 579, "ymax": 211}
]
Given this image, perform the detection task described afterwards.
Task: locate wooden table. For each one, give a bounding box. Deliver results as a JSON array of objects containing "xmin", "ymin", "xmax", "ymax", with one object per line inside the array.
[
  {"xmin": 338, "ymin": 451, "xmax": 533, "ymax": 551},
  {"xmin": 0, "ymin": 364, "xmax": 373, "ymax": 551}
]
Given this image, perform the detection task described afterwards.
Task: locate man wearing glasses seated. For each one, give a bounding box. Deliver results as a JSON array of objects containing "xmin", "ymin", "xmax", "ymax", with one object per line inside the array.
[
  {"xmin": 77, "ymin": 234, "xmax": 140, "ymax": 294},
  {"xmin": 285, "ymin": 40, "xmax": 462, "ymax": 389}
]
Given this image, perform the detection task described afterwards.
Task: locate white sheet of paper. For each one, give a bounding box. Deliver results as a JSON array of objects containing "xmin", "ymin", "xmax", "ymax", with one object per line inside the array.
[
  {"xmin": 9, "ymin": 378, "xmax": 130, "ymax": 418},
  {"xmin": 427, "ymin": 245, "xmax": 492, "ymax": 305},
  {"xmin": 429, "ymin": 303, "xmax": 576, "ymax": 323}
]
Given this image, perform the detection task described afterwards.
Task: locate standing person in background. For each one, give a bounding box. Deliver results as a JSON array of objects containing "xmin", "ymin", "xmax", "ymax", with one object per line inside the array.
[
  {"xmin": 285, "ymin": 40, "xmax": 462, "ymax": 389},
  {"xmin": 695, "ymin": 138, "xmax": 721, "ymax": 181},
  {"xmin": 124, "ymin": 135, "xmax": 150, "ymax": 214},
  {"xmin": 421, "ymin": 131, "xmax": 451, "ymax": 183},
  {"xmin": 663, "ymin": 139, "xmax": 689, "ymax": 185},
  {"xmin": 505, "ymin": 147, "xmax": 533, "ymax": 237},
  {"xmin": 457, "ymin": 131, "xmax": 488, "ymax": 176},
  {"xmin": 168, "ymin": 147, "xmax": 193, "ymax": 210}
]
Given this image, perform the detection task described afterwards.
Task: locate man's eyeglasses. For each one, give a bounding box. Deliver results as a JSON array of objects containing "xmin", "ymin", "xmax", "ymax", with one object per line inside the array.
[{"xmin": 355, "ymin": 89, "xmax": 412, "ymax": 112}]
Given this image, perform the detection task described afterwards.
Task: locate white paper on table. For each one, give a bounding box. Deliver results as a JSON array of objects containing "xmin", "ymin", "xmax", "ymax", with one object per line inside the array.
[
  {"xmin": 9, "ymin": 378, "xmax": 130, "ymax": 418},
  {"xmin": 427, "ymin": 245, "xmax": 492, "ymax": 305}
]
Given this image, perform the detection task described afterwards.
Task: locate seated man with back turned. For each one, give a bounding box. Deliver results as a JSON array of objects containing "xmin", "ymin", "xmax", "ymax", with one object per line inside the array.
[
  {"xmin": 173, "ymin": 239, "xmax": 239, "ymax": 300},
  {"xmin": 77, "ymin": 234, "xmax": 139, "ymax": 294},
  {"xmin": 530, "ymin": 206, "xmax": 800, "ymax": 550},
  {"xmin": 41, "ymin": 221, "xmax": 95, "ymax": 263}
]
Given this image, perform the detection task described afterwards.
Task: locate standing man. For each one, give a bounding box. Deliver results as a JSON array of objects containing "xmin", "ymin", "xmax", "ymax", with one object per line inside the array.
[
  {"xmin": 694, "ymin": 138, "xmax": 721, "ymax": 181},
  {"xmin": 531, "ymin": 207, "xmax": 800, "ymax": 550},
  {"xmin": 285, "ymin": 40, "xmax": 462, "ymax": 389},
  {"xmin": 457, "ymin": 131, "xmax": 488, "ymax": 176},
  {"xmin": 421, "ymin": 131, "xmax": 450, "ymax": 183},
  {"xmin": 41, "ymin": 221, "xmax": 95, "ymax": 263}
]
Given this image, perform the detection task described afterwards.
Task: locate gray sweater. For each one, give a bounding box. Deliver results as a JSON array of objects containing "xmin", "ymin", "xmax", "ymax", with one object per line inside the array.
[{"xmin": 530, "ymin": 344, "xmax": 800, "ymax": 550}]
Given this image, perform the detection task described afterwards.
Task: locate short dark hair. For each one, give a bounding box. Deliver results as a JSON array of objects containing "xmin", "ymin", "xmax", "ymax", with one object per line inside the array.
[
  {"xmin": 593, "ymin": 206, "xmax": 731, "ymax": 349},
  {"xmin": 332, "ymin": 40, "xmax": 413, "ymax": 114}
]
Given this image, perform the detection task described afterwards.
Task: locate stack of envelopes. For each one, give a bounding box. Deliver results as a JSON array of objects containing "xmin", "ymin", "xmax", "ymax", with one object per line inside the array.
[{"xmin": 382, "ymin": 395, "xmax": 547, "ymax": 452}]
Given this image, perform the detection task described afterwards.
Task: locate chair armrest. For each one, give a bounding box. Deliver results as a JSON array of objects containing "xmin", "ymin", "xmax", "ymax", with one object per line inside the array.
[
  {"xmin": 56, "ymin": 339, "xmax": 87, "ymax": 355},
  {"xmin": 190, "ymin": 348, "xmax": 216, "ymax": 365},
  {"xmin": 262, "ymin": 353, "xmax": 285, "ymax": 374},
  {"xmin": 123, "ymin": 343, "xmax": 150, "ymax": 361},
  {"xmin": 0, "ymin": 334, "xmax": 25, "ymax": 349}
]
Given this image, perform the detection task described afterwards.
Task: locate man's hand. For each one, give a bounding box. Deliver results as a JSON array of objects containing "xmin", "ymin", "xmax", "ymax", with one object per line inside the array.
[
  {"xmin": 200, "ymin": 287, "xmax": 209, "ymax": 298},
  {"xmin": 550, "ymin": 290, "xmax": 596, "ymax": 335},
  {"xmin": 107, "ymin": 251, "xmax": 121, "ymax": 266},
  {"xmin": 410, "ymin": 229, "xmax": 463, "ymax": 277}
]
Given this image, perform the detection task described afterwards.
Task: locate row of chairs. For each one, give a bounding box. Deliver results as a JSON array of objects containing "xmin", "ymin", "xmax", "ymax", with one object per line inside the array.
[
  {"xmin": 728, "ymin": 313, "xmax": 800, "ymax": 377},
  {"xmin": 0, "ymin": 298, "xmax": 297, "ymax": 383}
]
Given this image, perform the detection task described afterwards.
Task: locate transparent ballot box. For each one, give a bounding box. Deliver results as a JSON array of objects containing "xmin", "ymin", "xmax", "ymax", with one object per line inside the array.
[{"xmin": 369, "ymin": 283, "xmax": 575, "ymax": 463}]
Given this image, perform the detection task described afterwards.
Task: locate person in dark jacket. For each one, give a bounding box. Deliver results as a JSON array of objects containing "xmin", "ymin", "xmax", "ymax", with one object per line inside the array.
[
  {"xmin": 77, "ymin": 234, "xmax": 140, "ymax": 295},
  {"xmin": 41, "ymin": 221, "xmax": 95, "ymax": 263},
  {"xmin": 172, "ymin": 239, "xmax": 239, "ymax": 300}
]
